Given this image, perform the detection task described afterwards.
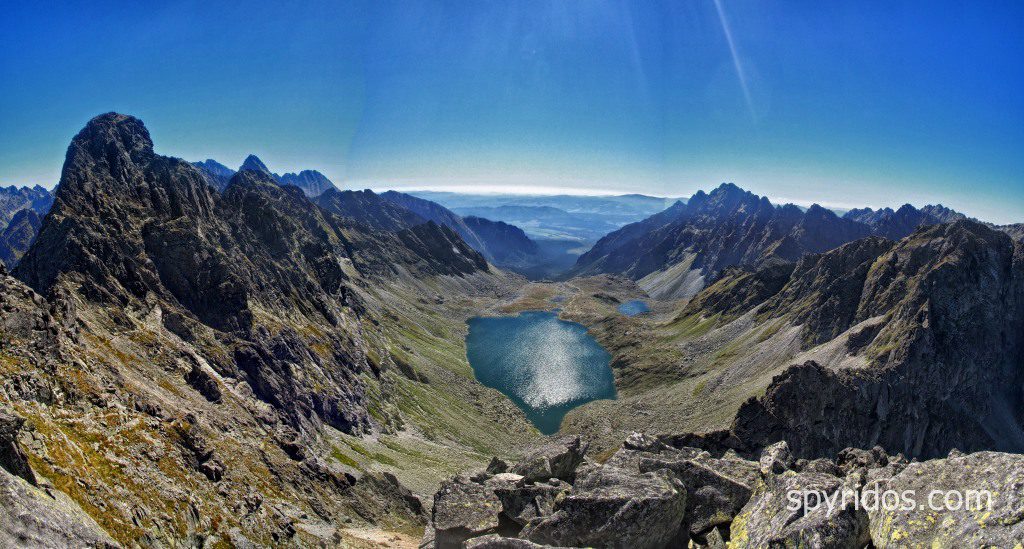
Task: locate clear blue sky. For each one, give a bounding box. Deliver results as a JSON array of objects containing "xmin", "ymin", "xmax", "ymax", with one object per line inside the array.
[{"xmin": 1, "ymin": 1, "xmax": 1022, "ymax": 223}]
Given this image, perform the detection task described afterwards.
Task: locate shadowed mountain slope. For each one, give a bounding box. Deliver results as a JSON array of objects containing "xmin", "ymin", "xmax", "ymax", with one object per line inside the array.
[
  {"xmin": 314, "ymin": 188, "xmax": 428, "ymax": 232},
  {"xmin": 378, "ymin": 190, "xmax": 552, "ymax": 277},
  {"xmin": 191, "ymin": 158, "xmax": 235, "ymax": 191},
  {"xmin": 0, "ymin": 208, "xmax": 42, "ymax": 269}
]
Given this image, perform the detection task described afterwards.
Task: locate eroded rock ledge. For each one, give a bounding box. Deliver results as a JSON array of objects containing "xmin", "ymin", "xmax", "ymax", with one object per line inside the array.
[{"xmin": 421, "ymin": 434, "xmax": 1024, "ymax": 548}]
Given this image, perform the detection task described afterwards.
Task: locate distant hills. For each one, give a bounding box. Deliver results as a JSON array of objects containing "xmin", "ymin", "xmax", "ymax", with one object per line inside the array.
[{"xmin": 412, "ymin": 191, "xmax": 676, "ymax": 243}]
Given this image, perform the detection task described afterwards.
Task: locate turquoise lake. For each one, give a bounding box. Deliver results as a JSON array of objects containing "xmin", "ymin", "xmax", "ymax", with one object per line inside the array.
[
  {"xmin": 465, "ymin": 311, "xmax": 616, "ymax": 434},
  {"xmin": 618, "ymin": 300, "xmax": 650, "ymax": 316}
]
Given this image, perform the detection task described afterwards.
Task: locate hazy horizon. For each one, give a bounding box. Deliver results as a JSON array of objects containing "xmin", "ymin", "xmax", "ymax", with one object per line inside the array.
[{"xmin": 2, "ymin": 1, "xmax": 1022, "ymax": 223}]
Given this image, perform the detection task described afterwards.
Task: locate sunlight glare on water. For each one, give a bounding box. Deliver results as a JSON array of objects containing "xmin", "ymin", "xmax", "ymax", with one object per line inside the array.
[{"xmin": 466, "ymin": 311, "xmax": 616, "ymax": 434}]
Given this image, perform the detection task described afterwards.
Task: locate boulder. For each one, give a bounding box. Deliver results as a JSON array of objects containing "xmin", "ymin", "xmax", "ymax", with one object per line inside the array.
[
  {"xmin": 493, "ymin": 479, "xmax": 570, "ymax": 526},
  {"xmin": 730, "ymin": 470, "xmax": 870, "ymax": 548},
  {"xmin": 521, "ymin": 464, "xmax": 686, "ymax": 549},
  {"xmin": 429, "ymin": 474, "xmax": 522, "ymax": 549},
  {"xmin": 867, "ymin": 451, "xmax": 1024, "ymax": 547},
  {"xmin": 429, "ymin": 476, "xmax": 503, "ymax": 548},
  {"xmin": 463, "ymin": 534, "xmax": 565, "ymax": 548},
  {"xmin": 758, "ymin": 441, "xmax": 794, "ymax": 476},
  {"xmin": 640, "ymin": 454, "xmax": 758, "ymax": 535},
  {"xmin": 511, "ymin": 436, "xmax": 588, "ymax": 483}
]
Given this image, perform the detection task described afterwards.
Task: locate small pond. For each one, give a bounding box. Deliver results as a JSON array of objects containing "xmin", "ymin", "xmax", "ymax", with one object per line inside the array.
[{"xmin": 618, "ymin": 300, "xmax": 650, "ymax": 316}]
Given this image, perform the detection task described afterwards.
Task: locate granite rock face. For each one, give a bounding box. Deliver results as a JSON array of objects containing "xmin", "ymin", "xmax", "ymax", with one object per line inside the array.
[
  {"xmin": 0, "ymin": 465, "xmax": 119, "ymax": 548},
  {"xmin": 867, "ymin": 451, "xmax": 1024, "ymax": 547},
  {"xmin": 521, "ymin": 464, "xmax": 686, "ymax": 549},
  {"xmin": 509, "ymin": 435, "xmax": 588, "ymax": 483}
]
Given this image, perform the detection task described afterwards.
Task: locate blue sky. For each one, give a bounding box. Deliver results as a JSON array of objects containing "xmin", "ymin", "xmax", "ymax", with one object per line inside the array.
[{"xmin": 1, "ymin": 1, "xmax": 1022, "ymax": 223}]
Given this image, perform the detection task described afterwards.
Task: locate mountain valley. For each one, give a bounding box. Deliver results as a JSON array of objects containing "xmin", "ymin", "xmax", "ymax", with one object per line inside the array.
[{"xmin": 0, "ymin": 113, "xmax": 1022, "ymax": 547}]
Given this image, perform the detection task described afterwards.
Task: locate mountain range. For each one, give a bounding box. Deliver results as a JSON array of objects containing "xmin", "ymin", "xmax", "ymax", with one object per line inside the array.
[
  {"xmin": 0, "ymin": 112, "xmax": 1021, "ymax": 546},
  {"xmin": 570, "ymin": 182, "xmax": 1007, "ymax": 300},
  {"xmin": 193, "ymin": 154, "xmax": 337, "ymax": 197}
]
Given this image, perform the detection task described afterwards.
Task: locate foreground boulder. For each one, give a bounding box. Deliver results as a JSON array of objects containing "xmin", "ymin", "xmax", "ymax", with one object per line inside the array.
[
  {"xmin": 0, "ymin": 460, "xmax": 118, "ymax": 547},
  {"xmin": 429, "ymin": 473, "xmax": 523, "ymax": 548},
  {"xmin": 868, "ymin": 451, "xmax": 1024, "ymax": 547},
  {"xmin": 521, "ymin": 464, "xmax": 686, "ymax": 549},
  {"xmin": 730, "ymin": 469, "xmax": 870, "ymax": 548},
  {"xmin": 510, "ymin": 435, "xmax": 588, "ymax": 483},
  {"xmin": 639, "ymin": 451, "xmax": 758, "ymax": 537}
]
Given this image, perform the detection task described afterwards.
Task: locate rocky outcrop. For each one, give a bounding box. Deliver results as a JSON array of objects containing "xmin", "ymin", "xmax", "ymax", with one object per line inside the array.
[
  {"xmin": 520, "ymin": 464, "xmax": 686, "ymax": 549},
  {"xmin": 673, "ymin": 219, "xmax": 1024, "ymax": 460},
  {"xmin": 426, "ymin": 434, "xmax": 1024, "ymax": 548},
  {"xmin": 509, "ymin": 435, "xmax": 588, "ymax": 483},
  {"xmin": 0, "ymin": 411, "xmax": 35, "ymax": 486},
  {"xmin": 868, "ymin": 451, "xmax": 1024, "ymax": 547},
  {"xmin": 0, "ymin": 465, "xmax": 119, "ymax": 548}
]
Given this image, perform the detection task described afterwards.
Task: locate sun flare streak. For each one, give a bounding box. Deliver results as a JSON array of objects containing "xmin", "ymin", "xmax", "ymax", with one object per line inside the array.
[{"xmin": 713, "ymin": 0, "xmax": 756, "ymax": 120}]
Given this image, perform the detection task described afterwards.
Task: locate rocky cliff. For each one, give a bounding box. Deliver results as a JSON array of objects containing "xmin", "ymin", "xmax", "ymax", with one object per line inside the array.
[{"xmin": 728, "ymin": 220, "xmax": 1024, "ymax": 459}]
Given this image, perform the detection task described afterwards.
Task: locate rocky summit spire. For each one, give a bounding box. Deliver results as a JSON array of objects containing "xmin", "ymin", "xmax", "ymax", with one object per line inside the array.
[{"xmin": 239, "ymin": 154, "xmax": 273, "ymax": 175}]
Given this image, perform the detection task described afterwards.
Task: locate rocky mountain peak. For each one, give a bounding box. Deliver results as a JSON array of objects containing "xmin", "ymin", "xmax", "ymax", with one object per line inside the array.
[{"xmin": 239, "ymin": 154, "xmax": 272, "ymax": 174}]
